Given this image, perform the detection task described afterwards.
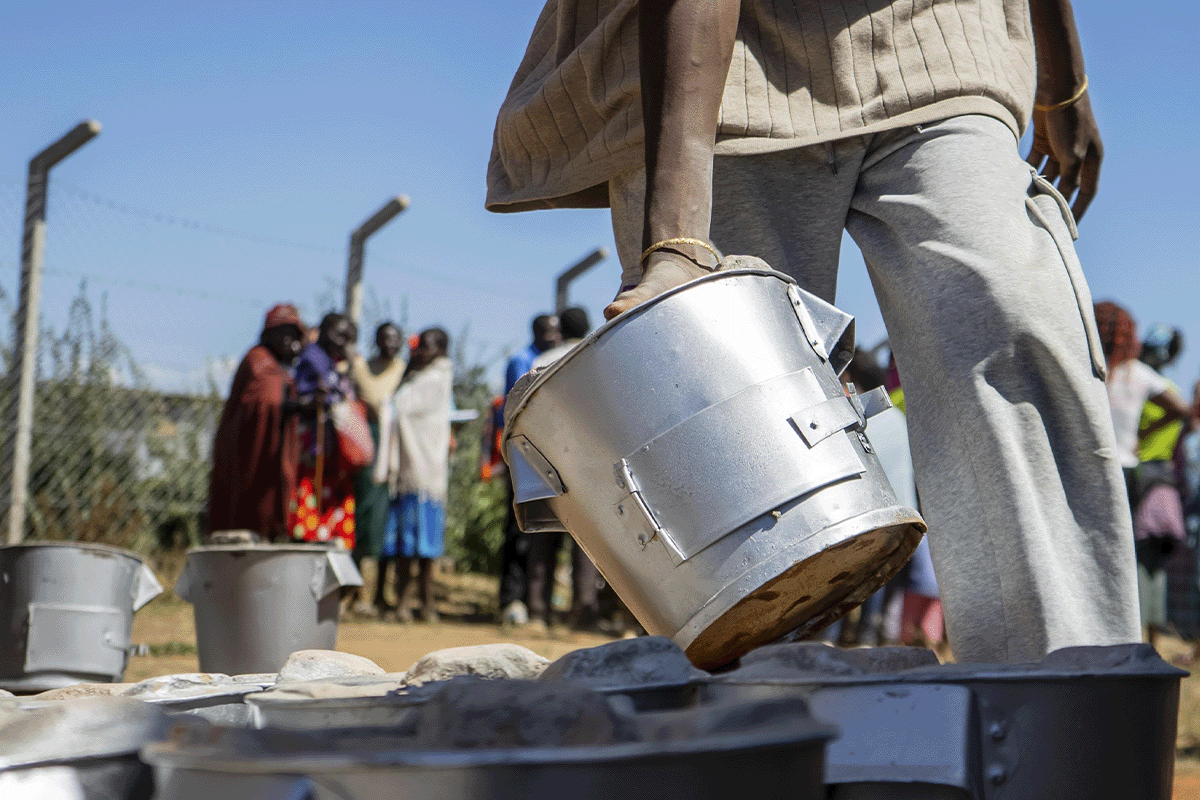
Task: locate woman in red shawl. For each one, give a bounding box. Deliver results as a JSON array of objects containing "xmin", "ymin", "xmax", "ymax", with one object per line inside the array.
[{"xmin": 208, "ymin": 304, "xmax": 305, "ymax": 540}]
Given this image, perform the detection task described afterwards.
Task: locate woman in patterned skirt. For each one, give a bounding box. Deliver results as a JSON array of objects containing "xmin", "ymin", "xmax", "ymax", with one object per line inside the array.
[{"xmin": 289, "ymin": 312, "xmax": 358, "ymax": 548}]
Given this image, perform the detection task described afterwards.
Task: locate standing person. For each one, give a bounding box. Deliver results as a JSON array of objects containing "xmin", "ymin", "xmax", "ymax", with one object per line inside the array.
[
  {"xmin": 289, "ymin": 312, "xmax": 358, "ymax": 548},
  {"xmin": 1137, "ymin": 325, "xmax": 1188, "ymax": 479},
  {"xmin": 489, "ymin": 0, "xmax": 1143, "ymax": 662},
  {"xmin": 377, "ymin": 328, "xmax": 454, "ymax": 623},
  {"xmin": 1095, "ymin": 304, "xmax": 1194, "ymax": 644},
  {"xmin": 208, "ymin": 304, "xmax": 305, "ymax": 541},
  {"xmin": 1094, "ymin": 304, "xmax": 1193, "ymax": 508},
  {"xmin": 526, "ymin": 307, "xmax": 603, "ymax": 631},
  {"xmin": 497, "ymin": 314, "xmax": 561, "ymax": 626},
  {"xmin": 349, "ymin": 322, "xmax": 406, "ymax": 616}
]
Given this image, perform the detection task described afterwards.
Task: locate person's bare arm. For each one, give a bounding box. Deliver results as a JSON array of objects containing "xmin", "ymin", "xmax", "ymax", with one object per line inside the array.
[
  {"xmin": 605, "ymin": 0, "xmax": 738, "ymax": 318},
  {"xmin": 640, "ymin": 0, "xmax": 739, "ymax": 258},
  {"xmin": 1139, "ymin": 389, "xmax": 1197, "ymax": 440},
  {"xmin": 1026, "ymin": 0, "xmax": 1102, "ymax": 221}
]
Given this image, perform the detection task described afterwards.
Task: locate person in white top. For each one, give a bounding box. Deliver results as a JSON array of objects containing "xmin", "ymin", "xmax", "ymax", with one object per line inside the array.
[
  {"xmin": 375, "ymin": 328, "xmax": 454, "ymax": 622},
  {"xmin": 1094, "ymin": 301, "xmax": 1195, "ymax": 495}
]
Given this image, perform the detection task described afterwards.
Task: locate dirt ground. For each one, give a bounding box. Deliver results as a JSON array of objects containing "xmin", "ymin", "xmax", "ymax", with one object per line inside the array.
[
  {"xmin": 1179, "ymin": 764, "xmax": 1200, "ymax": 800},
  {"xmin": 127, "ymin": 572, "xmax": 1200, "ymax": 799},
  {"xmin": 127, "ymin": 597, "xmax": 617, "ymax": 680}
]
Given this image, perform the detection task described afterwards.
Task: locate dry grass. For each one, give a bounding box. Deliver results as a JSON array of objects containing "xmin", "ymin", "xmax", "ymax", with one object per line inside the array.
[{"xmin": 125, "ymin": 573, "xmax": 617, "ymax": 682}]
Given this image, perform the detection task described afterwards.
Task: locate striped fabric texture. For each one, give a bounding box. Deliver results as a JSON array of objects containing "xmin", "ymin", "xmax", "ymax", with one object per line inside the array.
[{"xmin": 487, "ymin": 0, "xmax": 1036, "ymax": 212}]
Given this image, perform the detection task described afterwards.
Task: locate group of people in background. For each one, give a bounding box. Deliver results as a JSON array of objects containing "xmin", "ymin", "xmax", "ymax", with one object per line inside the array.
[
  {"xmin": 1095, "ymin": 301, "xmax": 1200, "ymax": 649},
  {"xmin": 209, "ymin": 297, "xmax": 1200, "ymax": 650},
  {"xmin": 208, "ymin": 304, "xmax": 453, "ymax": 623},
  {"xmin": 489, "ymin": 309, "xmax": 607, "ymax": 634}
]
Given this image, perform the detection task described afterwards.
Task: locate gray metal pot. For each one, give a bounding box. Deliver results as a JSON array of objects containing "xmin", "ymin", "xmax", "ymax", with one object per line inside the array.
[
  {"xmin": 0, "ymin": 696, "xmax": 170, "ymax": 800},
  {"xmin": 0, "ymin": 542, "xmax": 163, "ymax": 693},
  {"xmin": 718, "ymin": 642, "xmax": 1186, "ymax": 800},
  {"xmin": 503, "ymin": 264, "xmax": 925, "ymax": 668},
  {"xmin": 174, "ymin": 543, "xmax": 361, "ymax": 675},
  {"xmin": 143, "ymin": 680, "xmax": 836, "ymax": 800},
  {"xmin": 245, "ymin": 679, "xmax": 458, "ymax": 731}
]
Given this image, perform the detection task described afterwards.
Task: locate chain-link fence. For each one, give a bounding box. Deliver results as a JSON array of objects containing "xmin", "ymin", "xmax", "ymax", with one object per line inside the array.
[
  {"xmin": 0, "ymin": 173, "xmax": 276, "ymax": 552},
  {"xmin": 0, "ymin": 284, "xmax": 221, "ymax": 551},
  {"xmin": 0, "ymin": 169, "xmax": 507, "ymax": 565}
]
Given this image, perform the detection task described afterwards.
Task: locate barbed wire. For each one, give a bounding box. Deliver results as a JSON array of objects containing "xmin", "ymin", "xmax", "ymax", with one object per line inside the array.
[
  {"xmin": 0, "ymin": 178, "xmax": 535, "ymax": 302},
  {"xmin": 0, "ymin": 175, "xmax": 531, "ymax": 549},
  {"xmin": 52, "ymin": 181, "xmax": 344, "ymax": 256}
]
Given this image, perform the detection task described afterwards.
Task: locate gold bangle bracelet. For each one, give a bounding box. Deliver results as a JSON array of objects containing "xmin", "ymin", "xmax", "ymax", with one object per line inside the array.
[
  {"xmin": 1034, "ymin": 75, "xmax": 1088, "ymax": 112},
  {"xmin": 640, "ymin": 237, "xmax": 723, "ymax": 267}
]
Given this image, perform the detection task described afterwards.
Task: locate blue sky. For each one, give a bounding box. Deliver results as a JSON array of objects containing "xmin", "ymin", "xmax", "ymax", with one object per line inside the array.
[{"xmin": 1, "ymin": 1, "xmax": 1198, "ymax": 394}]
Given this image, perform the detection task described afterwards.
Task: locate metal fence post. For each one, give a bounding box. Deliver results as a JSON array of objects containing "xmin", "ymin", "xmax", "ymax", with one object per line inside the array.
[
  {"xmin": 554, "ymin": 247, "xmax": 607, "ymax": 314},
  {"xmin": 344, "ymin": 196, "xmax": 409, "ymax": 330},
  {"xmin": 2, "ymin": 120, "xmax": 101, "ymax": 545}
]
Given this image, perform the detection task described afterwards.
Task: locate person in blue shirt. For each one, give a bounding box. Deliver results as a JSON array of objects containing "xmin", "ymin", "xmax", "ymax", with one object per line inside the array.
[
  {"xmin": 505, "ymin": 314, "xmax": 561, "ymax": 397},
  {"xmin": 498, "ymin": 314, "xmax": 561, "ymax": 625}
]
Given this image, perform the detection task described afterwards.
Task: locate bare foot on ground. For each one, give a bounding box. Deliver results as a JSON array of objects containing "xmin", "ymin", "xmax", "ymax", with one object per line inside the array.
[{"xmin": 604, "ymin": 259, "xmax": 711, "ymax": 320}]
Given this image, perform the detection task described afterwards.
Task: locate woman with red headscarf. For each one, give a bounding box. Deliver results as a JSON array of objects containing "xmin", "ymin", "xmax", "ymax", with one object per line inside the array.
[{"xmin": 208, "ymin": 304, "xmax": 304, "ymax": 540}]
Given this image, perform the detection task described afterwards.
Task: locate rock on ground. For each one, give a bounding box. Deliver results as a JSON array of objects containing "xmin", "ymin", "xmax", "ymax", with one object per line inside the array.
[
  {"xmin": 277, "ymin": 650, "xmax": 385, "ymax": 683},
  {"xmin": 121, "ymin": 673, "xmax": 233, "ymax": 697},
  {"xmin": 405, "ymin": 643, "xmax": 549, "ymax": 686},
  {"xmin": 540, "ymin": 636, "xmax": 708, "ymax": 688},
  {"xmin": 31, "ymin": 683, "xmax": 133, "ymax": 700}
]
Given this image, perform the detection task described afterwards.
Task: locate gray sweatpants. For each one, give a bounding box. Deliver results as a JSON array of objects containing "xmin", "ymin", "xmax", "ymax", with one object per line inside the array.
[{"xmin": 609, "ymin": 114, "xmax": 1140, "ymax": 663}]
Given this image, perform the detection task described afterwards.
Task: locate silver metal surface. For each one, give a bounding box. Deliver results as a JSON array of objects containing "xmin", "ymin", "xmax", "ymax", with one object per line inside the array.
[
  {"xmin": 0, "ymin": 542, "xmax": 162, "ymax": 691},
  {"xmin": 786, "ymin": 283, "xmax": 855, "ymax": 371},
  {"xmin": 503, "ymin": 266, "xmax": 924, "ymax": 666},
  {"xmin": 0, "ymin": 696, "xmax": 168, "ymax": 800},
  {"xmin": 813, "ymin": 684, "xmax": 977, "ymax": 790},
  {"xmin": 507, "ymin": 435, "xmax": 565, "ymax": 503},
  {"xmin": 175, "ymin": 544, "xmax": 362, "ymax": 675},
  {"xmin": 247, "ymin": 692, "xmax": 423, "ymax": 731}
]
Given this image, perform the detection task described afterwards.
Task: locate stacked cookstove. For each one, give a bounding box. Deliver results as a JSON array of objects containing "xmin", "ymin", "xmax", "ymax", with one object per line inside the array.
[{"xmin": 0, "ymin": 638, "xmax": 1184, "ymax": 800}]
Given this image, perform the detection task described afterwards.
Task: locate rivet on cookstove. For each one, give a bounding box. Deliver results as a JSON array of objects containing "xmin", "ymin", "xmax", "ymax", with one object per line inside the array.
[
  {"xmin": 987, "ymin": 765, "xmax": 1007, "ymax": 785},
  {"xmin": 989, "ymin": 721, "xmax": 1007, "ymax": 741}
]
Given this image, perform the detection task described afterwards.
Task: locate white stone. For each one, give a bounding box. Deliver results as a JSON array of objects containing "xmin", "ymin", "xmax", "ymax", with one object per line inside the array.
[
  {"xmin": 121, "ymin": 673, "xmax": 233, "ymax": 697},
  {"xmin": 31, "ymin": 684, "xmax": 132, "ymax": 701},
  {"xmin": 405, "ymin": 643, "xmax": 550, "ymax": 686},
  {"xmin": 276, "ymin": 650, "xmax": 385, "ymax": 683}
]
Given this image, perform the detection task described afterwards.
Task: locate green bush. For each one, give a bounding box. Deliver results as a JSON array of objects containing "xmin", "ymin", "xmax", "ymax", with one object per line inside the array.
[{"xmin": 444, "ymin": 337, "xmax": 508, "ymax": 575}]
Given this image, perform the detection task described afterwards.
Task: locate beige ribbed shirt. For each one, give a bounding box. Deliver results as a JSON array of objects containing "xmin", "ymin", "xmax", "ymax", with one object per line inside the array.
[{"xmin": 487, "ymin": 0, "xmax": 1036, "ymax": 212}]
